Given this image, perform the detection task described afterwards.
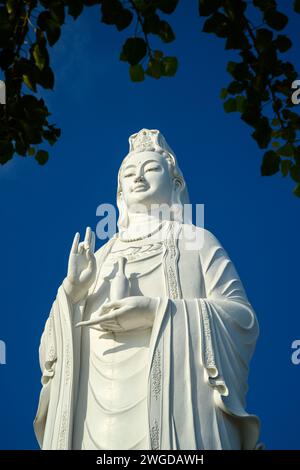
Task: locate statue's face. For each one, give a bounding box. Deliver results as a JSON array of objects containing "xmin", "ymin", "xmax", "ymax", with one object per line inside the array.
[{"xmin": 120, "ymin": 151, "xmax": 174, "ymax": 211}]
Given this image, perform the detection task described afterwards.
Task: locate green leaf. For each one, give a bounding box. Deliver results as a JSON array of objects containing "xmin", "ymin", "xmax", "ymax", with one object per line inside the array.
[
  {"xmin": 294, "ymin": 0, "xmax": 300, "ymax": 14},
  {"xmin": 282, "ymin": 109, "xmax": 300, "ymax": 123},
  {"xmin": 290, "ymin": 164, "xmax": 300, "ymax": 182},
  {"xmin": 143, "ymin": 13, "xmax": 160, "ymax": 34},
  {"xmin": 146, "ymin": 58, "xmax": 163, "ymax": 79},
  {"xmin": 33, "ymin": 43, "xmax": 47, "ymax": 71},
  {"xmin": 37, "ymin": 12, "xmax": 61, "ymax": 46},
  {"xmin": 236, "ymin": 95, "xmax": 247, "ymax": 113},
  {"xmin": 227, "ymin": 61, "xmax": 249, "ymax": 80},
  {"xmin": 162, "ymin": 56, "xmax": 178, "ymax": 76},
  {"xmin": 271, "ymin": 118, "xmax": 280, "ymax": 126},
  {"xmin": 101, "ymin": 0, "xmax": 122, "ymax": 24},
  {"xmin": 272, "ymin": 141, "xmax": 280, "ymax": 148},
  {"xmin": 227, "ymin": 81, "xmax": 244, "ymax": 95},
  {"xmin": 158, "ymin": 21, "xmax": 175, "ymax": 43},
  {"xmin": 154, "ymin": 50, "xmax": 164, "ymax": 59},
  {"xmin": 28, "ymin": 147, "xmax": 35, "ymax": 156},
  {"xmin": 264, "ymin": 9, "xmax": 288, "ymax": 31},
  {"xmin": 295, "ymin": 146, "xmax": 300, "ymax": 163},
  {"xmin": 37, "ymin": 66, "xmax": 55, "ymax": 89},
  {"xmin": 23, "ymin": 74, "xmax": 36, "ymax": 92},
  {"xmin": 50, "ymin": 3, "xmax": 65, "ymax": 26},
  {"xmin": 241, "ymin": 105, "xmax": 261, "ymax": 127},
  {"xmin": 67, "ymin": 0, "xmax": 83, "ymax": 19},
  {"xmin": 15, "ymin": 139, "xmax": 27, "ymax": 156},
  {"xmin": 44, "ymin": 127, "xmax": 61, "ymax": 145},
  {"xmin": 220, "ymin": 88, "xmax": 228, "ymax": 99},
  {"xmin": 203, "ymin": 12, "xmax": 229, "ymax": 38},
  {"xmin": 157, "ymin": 0, "xmax": 179, "ymax": 14},
  {"xmin": 101, "ymin": 0, "xmax": 133, "ymax": 31},
  {"xmin": 143, "ymin": 15, "xmax": 175, "ymax": 41},
  {"xmin": 281, "ymin": 127, "xmax": 296, "ymax": 142},
  {"xmin": 282, "ymin": 62, "xmax": 297, "ymax": 80},
  {"xmin": 275, "ymin": 35, "xmax": 292, "ymax": 52},
  {"xmin": 129, "ymin": 64, "xmax": 144, "ymax": 82},
  {"xmin": 83, "ymin": 0, "xmax": 99, "ymax": 5},
  {"xmin": 35, "ymin": 149, "xmax": 49, "ymax": 165},
  {"xmin": 47, "ymin": 21, "xmax": 61, "ymax": 46},
  {"xmin": 255, "ymin": 28, "xmax": 273, "ymax": 51},
  {"xmin": 252, "ymin": 117, "xmax": 272, "ymax": 148},
  {"xmin": 293, "ymin": 183, "xmax": 300, "ymax": 197},
  {"xmin": 253, "ymin": 0, "xmax": 276, "ymax": 10},
  {"xmin": 261, "ymin": 150, "xmax": 280, "ymax": 175},
  {"xmin": 278, "ymin": 143, "xmax": 294, "ymax": 157},
  {"xmin": 120, "ymin": 38, "xmax": 147, "ymax": 66},
  {"xmin": 6, "ymin": 0, "xmax": 16, "ymax": 14},
  {"xmin": 280, "ymin": 159, "xmax": 292, "ymax": 177},
  {"xmin": 0, "ymin": 141, "xmax": 14, "ymax": 164},
  {"xmin": 199, "ymin": 0, "xmax": 220, "ymax": 16},
  {"xmin": 224, "ymin": 98, "xmax": 237, "ymax": 113}
]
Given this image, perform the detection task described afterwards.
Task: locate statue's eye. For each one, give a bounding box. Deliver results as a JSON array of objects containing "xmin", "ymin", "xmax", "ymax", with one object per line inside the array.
[
  {"xmin": 145, "ymin": 166, "xmax": 160, "ymax": 172},
  {"xmin": 124, "ymin": 172, "xmax": 135, "ymax": 178}
]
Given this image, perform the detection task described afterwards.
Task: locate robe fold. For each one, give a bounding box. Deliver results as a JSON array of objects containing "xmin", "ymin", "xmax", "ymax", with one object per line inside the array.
[{"xmin": 34, "ymin": 222, "xmax": 260, "ymax": 450}]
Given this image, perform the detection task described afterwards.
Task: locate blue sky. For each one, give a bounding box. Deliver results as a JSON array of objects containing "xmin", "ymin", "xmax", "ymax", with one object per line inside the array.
[{"xmin": 0, "ymin": 1, "xmax": 300, "ymax": 450}]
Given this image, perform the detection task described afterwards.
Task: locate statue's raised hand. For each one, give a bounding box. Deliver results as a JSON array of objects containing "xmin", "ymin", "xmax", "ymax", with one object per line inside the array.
[{"xmin": 63, "ymin": 227, "xmax": 96, "ymax": 303}]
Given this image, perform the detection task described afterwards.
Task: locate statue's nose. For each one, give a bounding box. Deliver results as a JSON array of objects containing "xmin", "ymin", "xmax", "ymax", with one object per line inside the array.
[{"xmin": 134, "ymin": 174, "xmax": 145, "ymax": 183}]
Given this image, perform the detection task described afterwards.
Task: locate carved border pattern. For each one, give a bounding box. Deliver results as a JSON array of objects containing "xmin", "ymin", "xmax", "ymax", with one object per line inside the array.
[
  {"xmin": 150, "ymin": 419, "xmax": 160, "ymax": 451},
  {"xmin": 58, "ymin": 409, "xmax": 68, "ymax": 450},
  {"xmin": 163, "ymin": 223, "xmax": 181, "ymax": 300},
  {"xmin": 151, "ymin": 350, "xmax": 161, "ymax": 401},
  {"xmin": 58, "ymin": 291, "xmax": 72, "ymax": 450},
  {"xmin": 199, "ymin": 299, "xmax": 216, "ymax": 371},
  {"xmin": 149, "ymin": 223, "xmax": 182, "ymax": 451}
]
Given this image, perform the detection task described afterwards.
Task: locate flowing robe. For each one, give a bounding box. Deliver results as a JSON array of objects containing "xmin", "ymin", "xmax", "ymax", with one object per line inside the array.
[
  {"xmin": 72, "ymin": 237, "xmax": 166, "ymax": 450},
  {"xmin": 34, "ymin": 222, "xmax": 260, "ymax": 450}
]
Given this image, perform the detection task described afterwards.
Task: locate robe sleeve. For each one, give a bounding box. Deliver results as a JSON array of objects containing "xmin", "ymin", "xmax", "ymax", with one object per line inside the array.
[
  {"xmin": 33, "ymin": 304, "xmax": 58, "ymax": 448},
  {"xmin": 148, "ymin": 226, "xmax": 260, "ymax": 450},
  {"xmin": 33, "ymin": 287, "xmax": 83, "ymax": 449},
  {"xmin": 33, "ymin": 238, "xmax": 115, "ymax": 449},
  {"xmin": 197, "ymin": 228, "xmax": 260, "ymax": 447}
]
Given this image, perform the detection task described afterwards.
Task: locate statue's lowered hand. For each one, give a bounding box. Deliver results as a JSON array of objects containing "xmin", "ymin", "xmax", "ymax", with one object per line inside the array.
[
  {"xmin": 76, "ymin": 296, "xmax": 159, "ymax": 332},
  {"xmin": 63, "ymin": 226, "xmax": 97, "ymax": 304}
]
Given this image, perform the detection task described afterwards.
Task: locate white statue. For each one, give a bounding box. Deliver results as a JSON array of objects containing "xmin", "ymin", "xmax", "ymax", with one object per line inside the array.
[{"xmin": 34, "ymin": 129, "xmax": 260, "ymax": 450}]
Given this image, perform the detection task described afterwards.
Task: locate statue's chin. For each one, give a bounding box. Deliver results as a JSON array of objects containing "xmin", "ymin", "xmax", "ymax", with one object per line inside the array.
[{"xmin": 127, "ymin": 192, "xmax": 172, "ymax": 210}]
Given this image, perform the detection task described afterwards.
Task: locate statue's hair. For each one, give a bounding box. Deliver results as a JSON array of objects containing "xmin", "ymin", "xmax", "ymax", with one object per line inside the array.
[{"xmin": 116, "ymin": 148, "xmax": 191, "ymax": 231}]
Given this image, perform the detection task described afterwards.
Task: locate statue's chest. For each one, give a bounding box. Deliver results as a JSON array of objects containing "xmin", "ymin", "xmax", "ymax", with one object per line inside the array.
[{"xmin": 100, "ymin": 242, "xmax": 166, "ymax": 298}]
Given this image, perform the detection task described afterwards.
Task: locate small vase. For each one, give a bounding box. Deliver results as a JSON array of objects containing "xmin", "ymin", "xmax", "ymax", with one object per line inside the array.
[{"xmin": 110, "ymin": 256, "xmax": 129, "ymax": 301}]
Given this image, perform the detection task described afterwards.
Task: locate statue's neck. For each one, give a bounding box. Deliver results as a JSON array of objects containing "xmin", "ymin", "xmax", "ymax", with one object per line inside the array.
[{"xmin": 120, "ymin": 211, "xmax": 166, "ymax": 241}]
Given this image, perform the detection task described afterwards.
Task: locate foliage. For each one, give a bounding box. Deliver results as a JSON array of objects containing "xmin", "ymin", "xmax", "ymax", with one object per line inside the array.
[
  {"xmin": 0, "ymin": 0, "xmax": 300, "ymax": 197},
  {"xmin": 199, "ymin": 0, "xmax": 300, "ymax": 197}
]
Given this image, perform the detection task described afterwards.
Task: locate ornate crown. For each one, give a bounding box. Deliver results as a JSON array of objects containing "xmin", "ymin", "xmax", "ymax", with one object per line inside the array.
[{"xmin": 128, "ymin": 128, "xmax": 174, "ymax": 158}]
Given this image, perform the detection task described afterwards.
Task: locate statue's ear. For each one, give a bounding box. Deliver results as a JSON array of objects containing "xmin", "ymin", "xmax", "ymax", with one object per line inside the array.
[{"xmin": 173, "ymin": 178, "xmax": 183, "ymax": 193}]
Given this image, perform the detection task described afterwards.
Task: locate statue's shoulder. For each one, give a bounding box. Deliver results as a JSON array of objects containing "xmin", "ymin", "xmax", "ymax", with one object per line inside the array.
[{"xmin": 177, "ymin": 223, "xmax": 223, "ymax": 254}]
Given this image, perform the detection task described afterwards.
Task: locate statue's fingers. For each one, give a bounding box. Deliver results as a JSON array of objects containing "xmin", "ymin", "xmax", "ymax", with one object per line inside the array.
[
  {"xmin": 101, "ymin": 300, "xmax": 122, "ymax": 312},
  {"xmin": 70, "ymin": 232, "xmax": 80, "ymax": 254},
  {"xmin": 86, "ymin": 249, "xmax": 96, "ymax": 268},
  {"xmin": 101, "ymin": 321, "xmax": 123, "ymax": 332},
  {"xmin": 89, "ymin": 321, "xmax": 118, "ymax": 332},
  {"xmin": 75, "ymin": 317, "xmax": 101, "ymax": 327},
  {"xmin": 89, "ymin": 324, "xmax": 105, "ymax": 332},
  {"xmin": 90, "ymin": 230, "xmax": 96, "ymax": 254},
  {"xmin": 78, "ymin": 241, "xmax": 85, "ymax": 255},
  {"xmin": 84, "ymin": 226, "xmax": 92, "ymax": 249},
  {"xmin": 99, "ymin": 307, "xmax": 127, "ymax": 323},
  {"xmin": 98, "ymin": 313, "xmax": 116, "ymax": 323}
]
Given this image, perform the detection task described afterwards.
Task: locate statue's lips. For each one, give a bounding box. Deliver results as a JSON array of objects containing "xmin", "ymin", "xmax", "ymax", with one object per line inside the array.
[{"xmin": 132, "ymin": 184, "xmax": 148, "ymax": 192}]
